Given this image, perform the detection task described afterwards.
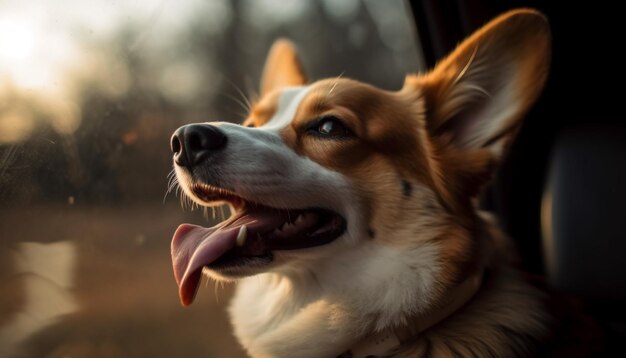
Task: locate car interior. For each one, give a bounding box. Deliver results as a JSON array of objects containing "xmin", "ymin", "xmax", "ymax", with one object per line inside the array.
[{"xmin": 407, "ymin": 0, "xmax": 625, "ymax": 354}]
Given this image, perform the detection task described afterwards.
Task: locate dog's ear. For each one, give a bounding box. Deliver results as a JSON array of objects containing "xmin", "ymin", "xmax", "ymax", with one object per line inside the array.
[
  {"xmin": 261, "ymin": 39, "xmax": 307, "ymax": 96},
  {"xmin": 403, "ymin": 9, "xmax": 550, "ymax": 207},
  {"xmin": 407, "ymin": 9, "xmax": 550, "ymax": 159}
]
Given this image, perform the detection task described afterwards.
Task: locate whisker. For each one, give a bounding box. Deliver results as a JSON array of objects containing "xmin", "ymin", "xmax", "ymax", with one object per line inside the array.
[
  {"xmin": 221, "ymin": 93, "xmax": 252, "ymax": 114},
  {"xmin": 328, "ymin": 71, "xmax": 345, "ymax": 96},
  {"xmin": 243, "ymin": 76, "xmax": 259, "ymax": 104},
  {"xmin": 453, "ymin": 45, "xmax": 479, "ymax": 86},
  {"xmin": 214, "ymin": 280, "xmax": 220, "ymax": 303},
  {"xmin": 224, "ymin": 77, "xmax": 253, "ymax": 111},
  {"xmin": 163, "ymin": 170, "xmax": 179, "ymax": 203}
]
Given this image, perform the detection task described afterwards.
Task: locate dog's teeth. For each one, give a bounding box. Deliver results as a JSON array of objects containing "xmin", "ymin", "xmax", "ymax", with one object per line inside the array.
[
  {"xmin": 283, "ymin": 222, "xmax": 294, "ymax": 230},
  {"xmin": 236, "ymin": 225, "xmax": 248, "ymax": 247},
  {"xmin": 295, "ymin": 214, "xmax": 304, "ymax": 224},
  {"xmin": 272, "ymin": 228, "xmax": 281, "ymax": 236}
]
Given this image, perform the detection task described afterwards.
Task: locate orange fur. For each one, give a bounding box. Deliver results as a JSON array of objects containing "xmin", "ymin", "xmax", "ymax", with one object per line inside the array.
[
  {"xmin": 242, "ymin": 10, "xmax": 548, "ymax": 292},
  {"xmin": 259, "ymin": 39, "xmax": 307, "ymax": 96},
  {"xmin": 181, "ymin": 9, "xmax": 557, "ymax": 357}
]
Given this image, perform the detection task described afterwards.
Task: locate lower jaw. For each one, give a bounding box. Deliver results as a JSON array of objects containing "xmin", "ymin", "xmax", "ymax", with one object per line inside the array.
[
  {"xmin": 208, "ymin": 252, "xmax": 273, "ymax": 270},
  {"xmin": 204, "ymin": 254, "xmax": 274, "ymax": 280}
]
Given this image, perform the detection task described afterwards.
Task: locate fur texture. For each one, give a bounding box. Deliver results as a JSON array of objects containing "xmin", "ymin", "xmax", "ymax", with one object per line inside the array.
[{"xmin": 173, "ymin": 9, "xmax": 553, "ymax": 358}]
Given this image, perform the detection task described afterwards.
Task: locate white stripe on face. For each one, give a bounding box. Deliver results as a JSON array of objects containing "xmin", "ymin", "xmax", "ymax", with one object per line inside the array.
[
  {"xmin": 176, "ymin": 83, "xmax": 362, "ymax": 247},
  {"xmin": 262, "ymin": 86, "xmax": 312, "ymax": 131}
]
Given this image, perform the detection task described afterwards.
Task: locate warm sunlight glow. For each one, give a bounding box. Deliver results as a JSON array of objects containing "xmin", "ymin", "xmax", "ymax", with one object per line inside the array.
[
  {"xmin": 0, "ymin": 17, "xmax": 61, "ymax": 92},
  {"xmin": 0, "ymin": 0, "xmax": 225, "ymax": 144},
  {"xmin": 0, "ymin": 20, "xmax": 36, "ymax": 62},
  {"xmin": 0, "ymin": 110, "xmax": 35, "ymax": 143}
]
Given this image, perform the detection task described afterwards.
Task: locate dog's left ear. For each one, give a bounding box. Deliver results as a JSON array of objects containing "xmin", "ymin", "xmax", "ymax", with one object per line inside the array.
[
  {"xmin": 260, "ymin": 39, "xmax": 308, "ymax": 96},
  {"xmin": 407, "ymin": 9, "xmax": 551, "ymax": 159}
]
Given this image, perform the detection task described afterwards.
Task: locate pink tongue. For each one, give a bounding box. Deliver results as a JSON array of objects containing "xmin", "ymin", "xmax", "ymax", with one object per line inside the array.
[
  {"xmin": 171, "ymin": 211, "xmax": 286, "ymax": 306},
  {"xmin": 171, "ymin": 224, "xmax": 237, "ymax": 306}
]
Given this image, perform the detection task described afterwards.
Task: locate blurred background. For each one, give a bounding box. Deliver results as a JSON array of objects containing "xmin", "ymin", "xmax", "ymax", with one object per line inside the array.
[{"xmin": 0, "ymin": 0, "xmax": 421, "ymax": 356}]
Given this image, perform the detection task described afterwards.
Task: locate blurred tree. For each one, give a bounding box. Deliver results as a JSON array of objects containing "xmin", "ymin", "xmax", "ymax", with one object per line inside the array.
[{"xmin": 0, "ymin": 0, "xmax": 420, "ymax": 206}]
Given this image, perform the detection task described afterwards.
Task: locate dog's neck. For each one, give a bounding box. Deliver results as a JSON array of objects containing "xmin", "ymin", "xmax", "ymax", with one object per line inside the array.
[{"xmin": 343, "ymin": 269, "xmax": 484, "ymax": 358}]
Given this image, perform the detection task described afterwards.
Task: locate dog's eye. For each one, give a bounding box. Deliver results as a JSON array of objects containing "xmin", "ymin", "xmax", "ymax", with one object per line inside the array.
[{"xmin": 312, "ymin": 117, "xmax": 351, "ymax": 138}]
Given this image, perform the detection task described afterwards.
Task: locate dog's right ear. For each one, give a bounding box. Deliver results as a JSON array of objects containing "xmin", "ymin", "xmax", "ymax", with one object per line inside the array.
[
  {"xmin": 402, "ymin": 9, "xmax": 550, "ymax": 211},
  {"xmin": 260, "ymin": 39, "xmax": 307, "ymax": 96}
]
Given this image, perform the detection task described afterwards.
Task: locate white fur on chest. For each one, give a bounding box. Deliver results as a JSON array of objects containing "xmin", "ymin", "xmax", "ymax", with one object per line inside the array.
[{"xmin": 229, "ymin": 241, "xmax": 441, "ymax": 357}]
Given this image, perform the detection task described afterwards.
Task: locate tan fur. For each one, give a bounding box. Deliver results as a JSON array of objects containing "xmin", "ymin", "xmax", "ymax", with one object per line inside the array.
[
  {"xmin": 246, "ymin": 90, "xmax": 281, "ymax": 127},
  {"xmin": 190, "ymin": 9, "xmax": 553, "ymax": 357},
  {"xmin": 259, "ymin": 39, "xmax": 308, "ymax": 97},
  {"xmin": 395, "ymin": 216, "xmax": 549, "ymax": 357}
]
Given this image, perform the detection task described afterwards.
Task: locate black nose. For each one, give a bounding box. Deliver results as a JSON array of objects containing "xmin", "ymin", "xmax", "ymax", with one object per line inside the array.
[{"xmin": 170, "ymin": 124, "xmax": 227, "ymax": 167}]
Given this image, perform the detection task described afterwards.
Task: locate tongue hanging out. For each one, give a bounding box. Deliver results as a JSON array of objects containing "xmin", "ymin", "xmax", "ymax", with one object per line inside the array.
[{"xmin": 171, "ymin": 206, "xmax": 345, "ymax": 306}]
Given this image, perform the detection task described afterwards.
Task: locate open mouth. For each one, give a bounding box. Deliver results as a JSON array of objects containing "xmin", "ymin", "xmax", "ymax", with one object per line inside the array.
[{"xmin": 171, "ymin": 184, "xmax": 347, "ymax": 306}]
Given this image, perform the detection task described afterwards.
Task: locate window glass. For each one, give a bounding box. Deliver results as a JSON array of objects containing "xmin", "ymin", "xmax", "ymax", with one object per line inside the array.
[{"xmin": 0, "ymin": 0, "xmax": 422, "ymax": 355}]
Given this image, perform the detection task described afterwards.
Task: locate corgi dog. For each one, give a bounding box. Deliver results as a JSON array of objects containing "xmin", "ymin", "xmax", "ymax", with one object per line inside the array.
[{"xmin": 170, "ymin": 9, "xmax": 552, "ymax": 358}]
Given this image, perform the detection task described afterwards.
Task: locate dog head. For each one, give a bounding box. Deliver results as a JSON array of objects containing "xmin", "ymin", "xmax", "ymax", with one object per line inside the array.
[{"xmin": 170, "ymin": 9, "xmax": 550, "ymax": 306}]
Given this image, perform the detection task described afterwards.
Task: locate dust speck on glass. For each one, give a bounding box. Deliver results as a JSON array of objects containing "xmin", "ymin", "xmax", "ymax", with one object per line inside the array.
[{"xmin": 0, "ymin": 0, "xmax": 423, "ymax": 356}]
